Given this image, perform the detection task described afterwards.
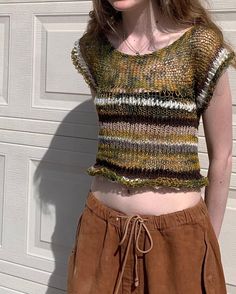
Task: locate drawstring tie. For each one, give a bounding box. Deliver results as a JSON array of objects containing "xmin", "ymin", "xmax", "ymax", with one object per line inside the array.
[{"xmin": 114, "ymin": 215, "xmax": 153, "ymax": 294}]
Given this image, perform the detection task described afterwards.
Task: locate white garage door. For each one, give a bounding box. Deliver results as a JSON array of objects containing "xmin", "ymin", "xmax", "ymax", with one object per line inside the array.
[
  {"xmin": 0, "ymin": 1, "xmax": 98, "ymax": 293},
  {"xmin": 0, "ymin": 0, "xmax": 235, "ymax": 293}
]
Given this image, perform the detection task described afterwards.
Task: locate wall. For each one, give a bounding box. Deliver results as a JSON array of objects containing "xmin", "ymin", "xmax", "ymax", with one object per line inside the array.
[{"xmin": 0, "ymin": 0, "xmax": 235, "ymax": 293}]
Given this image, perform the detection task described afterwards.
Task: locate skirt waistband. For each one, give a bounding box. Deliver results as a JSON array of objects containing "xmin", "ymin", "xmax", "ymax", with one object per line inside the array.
[
  {"xmin": 85, "ymin": 189, "xmax": 209, "ymax": 293},
  {"xmin": 85, "ymin": 189, "xmax": 209, "ymax": 231}
]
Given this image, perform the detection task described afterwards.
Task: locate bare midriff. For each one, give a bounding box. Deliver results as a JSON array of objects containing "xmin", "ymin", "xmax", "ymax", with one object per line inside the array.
[{"xmin": 90, "ymin": 175, "xmax": 203, "ymax": 216}]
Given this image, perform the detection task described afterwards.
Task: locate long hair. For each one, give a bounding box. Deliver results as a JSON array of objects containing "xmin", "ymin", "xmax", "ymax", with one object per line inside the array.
[{"xmin": 85, "ymin": 0, "xmax": 236, "ymax": 68}]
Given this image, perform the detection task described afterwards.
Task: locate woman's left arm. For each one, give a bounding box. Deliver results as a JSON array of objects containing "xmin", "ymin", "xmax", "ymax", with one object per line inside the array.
[{"xmin": 202, "ymin": 70, "xmax": 233, "ymax": 239}]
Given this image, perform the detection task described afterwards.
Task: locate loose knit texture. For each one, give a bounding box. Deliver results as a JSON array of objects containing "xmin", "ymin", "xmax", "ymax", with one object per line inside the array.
[{"xmin": 71, "ymin": 24, "xmax": 236, "ymax": 189}]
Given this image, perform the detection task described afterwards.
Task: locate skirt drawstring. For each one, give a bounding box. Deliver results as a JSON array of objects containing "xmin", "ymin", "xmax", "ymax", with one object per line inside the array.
[{"xmin": 114, "ymin": 215, "xmax": 153, "ymax": 294}]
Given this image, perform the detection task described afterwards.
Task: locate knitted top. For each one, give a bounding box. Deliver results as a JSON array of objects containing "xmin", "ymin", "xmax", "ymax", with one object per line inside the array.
[{"xmin": 71, "ymin": 24, "xmax": 235, "ymax": 189}]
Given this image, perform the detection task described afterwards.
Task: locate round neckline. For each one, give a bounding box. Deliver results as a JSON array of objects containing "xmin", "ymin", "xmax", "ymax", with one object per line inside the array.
[{"xmin": 103, "ymin": 25, "xmax": 196, "ymax": 58}]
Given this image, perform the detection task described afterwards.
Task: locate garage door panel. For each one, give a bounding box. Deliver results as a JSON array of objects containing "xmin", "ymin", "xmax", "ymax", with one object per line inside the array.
[{"xmin": 0, "ymin": 1, "xmax": 235, "ymax": 293}]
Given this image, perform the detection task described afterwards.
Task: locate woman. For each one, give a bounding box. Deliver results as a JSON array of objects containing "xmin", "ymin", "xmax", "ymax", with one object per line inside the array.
[{"xmin": 68, "ymin": 0, "xmax": 236, "ymax": 293}]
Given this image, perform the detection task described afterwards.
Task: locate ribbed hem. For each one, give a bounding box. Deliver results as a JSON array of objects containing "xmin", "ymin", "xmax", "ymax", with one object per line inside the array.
[{"xmin": 86, "ymin": 166, "xmax": 209, "ymax": 189}]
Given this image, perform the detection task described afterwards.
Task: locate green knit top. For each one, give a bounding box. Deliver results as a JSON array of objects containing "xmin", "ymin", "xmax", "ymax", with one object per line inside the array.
[{"xmin": 71, "ymin": 24, "xmax": 235, "ymax": 189}]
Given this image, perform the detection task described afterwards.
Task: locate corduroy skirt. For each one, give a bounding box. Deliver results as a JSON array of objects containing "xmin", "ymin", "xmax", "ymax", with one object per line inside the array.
[{"xmin": 66, "ymin": 190, "xmax": 227, "ymax": 294}]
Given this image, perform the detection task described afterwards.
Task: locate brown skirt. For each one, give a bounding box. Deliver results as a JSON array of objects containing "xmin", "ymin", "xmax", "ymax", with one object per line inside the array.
[{"xmin": 67, "ymin": 190, "xmax": 227, "ymax": 294}]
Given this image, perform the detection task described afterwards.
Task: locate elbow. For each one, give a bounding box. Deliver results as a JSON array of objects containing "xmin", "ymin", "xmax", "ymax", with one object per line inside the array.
[
  {"xmin": 208, "ymin": 141, "xmax": 233, "ymax": 163},
  {"xmin": 209, "ymin": 151, "xmax": 232, "ymax": 169}
]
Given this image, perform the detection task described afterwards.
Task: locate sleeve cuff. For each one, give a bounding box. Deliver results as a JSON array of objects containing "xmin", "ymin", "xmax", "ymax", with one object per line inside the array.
[
  {"xmin": 196, "ymin": 48, "xmax": 235, "ymax": 115},
  {"xmin": 71, "ymin": 39, "xmax": 97, "ymax": 92}
]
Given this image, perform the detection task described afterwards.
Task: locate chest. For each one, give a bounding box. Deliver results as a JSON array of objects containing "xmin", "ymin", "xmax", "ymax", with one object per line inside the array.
[{"xmin": 96, "ymin": 50, "xmax": 195, "ymax": 91}]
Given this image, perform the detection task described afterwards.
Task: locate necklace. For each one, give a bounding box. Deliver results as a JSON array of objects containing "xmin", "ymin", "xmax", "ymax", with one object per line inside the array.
[{"xmin": 120, "ymin": 20, "xmax": 159, "ymax": 55}]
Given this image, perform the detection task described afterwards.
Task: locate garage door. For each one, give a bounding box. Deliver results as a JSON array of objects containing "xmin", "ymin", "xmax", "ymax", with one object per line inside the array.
[{"xmin": 0, "ymin": 0, "xmax": 235, "ymax": 293}]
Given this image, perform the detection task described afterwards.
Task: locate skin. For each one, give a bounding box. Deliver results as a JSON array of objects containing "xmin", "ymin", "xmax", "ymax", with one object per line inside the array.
[
  {"xmin": 106, "ymin": 0, "xmax": 192, "ymax": 55},
  {"xmin": 202, "ymin": 70, "xmax": 232, "ymax": 238},
  {"xmin": 90, "ymin": 0, "xmax": 233, "ymax": 239}
]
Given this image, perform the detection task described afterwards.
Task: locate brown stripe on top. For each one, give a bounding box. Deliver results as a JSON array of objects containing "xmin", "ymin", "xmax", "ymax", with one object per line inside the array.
[{"xmin": 94, "ymin": 160, "xmax": 203, "ymax": 180}]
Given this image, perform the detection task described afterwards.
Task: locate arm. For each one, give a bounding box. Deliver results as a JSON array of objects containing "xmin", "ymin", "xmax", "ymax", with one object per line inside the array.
[
  {"xmin": 91, "ymin": 87, "xmax": 96, "ymax": 100},
  {"xmin": 202, "ymin": 70, "xmax": 233, "ymax": 239}
]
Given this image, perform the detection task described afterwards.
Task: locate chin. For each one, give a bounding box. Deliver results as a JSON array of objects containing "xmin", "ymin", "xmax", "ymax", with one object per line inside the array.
[{"xmin": 108, "ymin": 0, "xmax": 148, "ymax": 12}]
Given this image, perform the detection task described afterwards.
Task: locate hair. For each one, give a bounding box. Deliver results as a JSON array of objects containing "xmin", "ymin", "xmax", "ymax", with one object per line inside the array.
[{"xmin": 85, "ymin": 0, "xmax": 236, "ymax": 68}]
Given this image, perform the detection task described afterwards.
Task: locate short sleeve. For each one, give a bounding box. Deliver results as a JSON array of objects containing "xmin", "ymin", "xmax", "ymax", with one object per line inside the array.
[
  {"xmin": 71, "ymin": 35, "xmax": 97, "ymax": 92},
  {"xmin": 194, "ymin": 25, "xmax": 235, "ymax": 115}
]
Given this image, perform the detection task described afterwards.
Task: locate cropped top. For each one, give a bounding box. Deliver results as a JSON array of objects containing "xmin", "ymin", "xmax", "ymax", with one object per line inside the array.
[{"xmin": 71, "ymin": 24, "xmax": 236, "ymax": 189}]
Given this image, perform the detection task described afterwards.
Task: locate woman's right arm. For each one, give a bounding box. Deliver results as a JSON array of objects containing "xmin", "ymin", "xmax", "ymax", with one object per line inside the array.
[{"xmin": 91, "ymin": 88, "xmax": 96, "ymax": 100}]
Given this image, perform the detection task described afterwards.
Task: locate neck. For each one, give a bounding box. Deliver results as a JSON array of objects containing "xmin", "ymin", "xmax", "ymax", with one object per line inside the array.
[{"xmin": 119, "ymin": 0, "xmax": 160, "ymax": 39}]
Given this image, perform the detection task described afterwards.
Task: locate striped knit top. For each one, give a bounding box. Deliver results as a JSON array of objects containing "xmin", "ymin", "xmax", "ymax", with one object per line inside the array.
[{"xmin": 71, "ymin": 24, "xmax": 235, "ymax": 189}]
